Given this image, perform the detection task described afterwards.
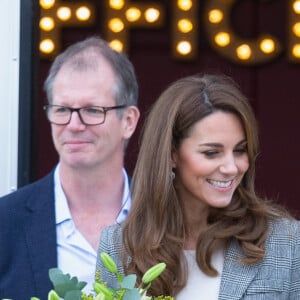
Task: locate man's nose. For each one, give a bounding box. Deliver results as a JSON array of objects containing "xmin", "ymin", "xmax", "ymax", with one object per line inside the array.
[{"xmin": 67, "ymin": 110, "xmax": 86, "ymax": 128}]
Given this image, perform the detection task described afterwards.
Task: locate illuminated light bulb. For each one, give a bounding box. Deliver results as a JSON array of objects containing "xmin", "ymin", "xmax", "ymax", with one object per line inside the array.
[
  {"xmin": 208, "ymin": 9, "xmax": 223, "ymax": 24},
  {"xmin": 76, "ymin": 6, "xmax": 91, "ymax": 21},
  {"xmin": 176, "ymin": 41, "xmax": 192, "ymax": 55},
  {"xmin": 177, "ymin": 0, "xmax": 193, "ymax": 11},
  {"xmin": 214, "ymin": 32, "xmax": 230, "ymax": 47},
  {"xmin": 260, "ymin": 38, "xmax": 275, "ymax": 54},
  {"xmin": 126, "ymin": 7, "xmax": 141, "ymax": 22},
  {"xmin": 177, "ymin": 19, "xmax": 193, "ymax": 33},
  {"xmin": 40, "ymin": 0, "xmax": 55, "ymax": 9},
  {"xmin": 108, "ymin": 18, "xmax": 124, "ymax": 32},
  {"xmin": 293, "ymin": 0, "xmax": 300, "ymax": 14},
  {"xmin": 40, "ymin": 39, "xmax": 55, "ymax": 54},
  {"xmin": 144, "ymin": 8, "xmax": 160, "ymax": 23},
  {"xmin": 292, "ymin": 44, "xmax": 300, "ymax": 58},
  {"xmin": 292, "ymin": 22, "xmax": 300, "ymax": 37},
  {"xmin": 57, "ymin": 7, "xmax": 72, "ymax": 21},
  {"xmin": 236, "ymin": 44, "xmax": 252, "ymax": 60},
  {"xmin": 39, "ymin": 17, "xmax": 55, "ymax": 31},
  {"xmin": 109, "ymin": 0, "xmax": 125, "ymax": 10},
  {"xmin": 109, "ymin": 40, "xmax": 124, "ymax": 52}
]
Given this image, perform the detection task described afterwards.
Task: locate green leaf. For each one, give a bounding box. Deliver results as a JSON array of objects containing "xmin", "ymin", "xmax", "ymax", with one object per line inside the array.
[
  {"xmin": 117, "ymin": 272, "xmax": 123, "ymax": 284},
  {"xmin": 95, "ymin": 294, "xmax": 106, "ymax": 300},
  {"xmin": 64, "ymin": 290, "xmax": 83, "ymax": 300},
  {"xmin": 48, "ymin": 268, "xmax": 86, "ymax": 297},
  {"xmin": 120, "ymin": 274, "xmax": 137, "ymax": 289},
  {"xmin": 123, "ymin": 288, "xmax": 141, "ymax": 300}
]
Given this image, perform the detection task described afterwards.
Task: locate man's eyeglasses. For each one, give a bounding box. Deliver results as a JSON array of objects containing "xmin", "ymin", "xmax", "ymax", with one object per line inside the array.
[{"xmin": 43, "ymin": 104, "xmax": 127, "ymax": 125}]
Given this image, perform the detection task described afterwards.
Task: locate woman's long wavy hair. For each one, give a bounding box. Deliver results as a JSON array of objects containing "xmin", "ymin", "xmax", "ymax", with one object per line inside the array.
[{"xmin": 122, "ymin": 73, "xmax": 289, "ymax": 297}]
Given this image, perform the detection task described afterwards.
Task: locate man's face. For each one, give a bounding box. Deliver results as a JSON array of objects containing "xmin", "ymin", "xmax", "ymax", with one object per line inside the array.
[{"xmin": 50, "ymin": 59, "xmax": 128, "ymax": 171}]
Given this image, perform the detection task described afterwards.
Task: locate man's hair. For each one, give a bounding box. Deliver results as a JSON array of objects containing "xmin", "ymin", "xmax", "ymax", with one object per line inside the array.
[{"xmin": 44, "ymin": 36, "xmax": 138, "ymax": 111}]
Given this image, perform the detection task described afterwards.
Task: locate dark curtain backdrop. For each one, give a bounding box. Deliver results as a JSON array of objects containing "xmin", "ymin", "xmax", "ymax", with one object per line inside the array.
[
  {"xmin": 33, "ymin": 0, "xmax": 300, "ymax": 216},
  {"xmin": 18, "ymin": 0, "xmax": 39, "ymax": 186}
]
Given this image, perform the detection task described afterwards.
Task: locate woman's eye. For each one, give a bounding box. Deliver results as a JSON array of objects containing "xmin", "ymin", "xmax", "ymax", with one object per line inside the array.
[
  {"xmin": 203, "ymin": 150, "xmax": 219, "ymax": 157},
  {"xmin": 234, "ymin": 147, "xmax": 247, "ymax": 154}
]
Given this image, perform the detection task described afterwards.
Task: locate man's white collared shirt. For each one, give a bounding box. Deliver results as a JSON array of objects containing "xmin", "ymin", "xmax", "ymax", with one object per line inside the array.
[{"xmin": 54, "ymin": 165, "xmax": 131, "ymax": 292}]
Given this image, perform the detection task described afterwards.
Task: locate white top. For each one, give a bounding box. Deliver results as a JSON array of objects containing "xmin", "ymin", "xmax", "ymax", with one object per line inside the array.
[
  {"xmin": 176, "ymin": 247, "xmax": 224, "ymax": 300},
  {"xmin": 54, "ymin": 164, "xmax": 131, "ymax": 292}
]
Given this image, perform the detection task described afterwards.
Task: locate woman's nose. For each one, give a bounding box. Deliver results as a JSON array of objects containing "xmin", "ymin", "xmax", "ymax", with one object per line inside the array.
[{"xmin": 219, "ymin": 155, "xmax": 238, "ymax": 175}]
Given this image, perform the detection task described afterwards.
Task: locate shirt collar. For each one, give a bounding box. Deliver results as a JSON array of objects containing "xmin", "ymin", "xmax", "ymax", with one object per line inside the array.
[
  {"xmin": 54, "ymin": 164, "xmax": 132, "ymax": 225},
  {"xmin": 54, "ymin": 164, "xmax": 71, "ymax": 225},
  {"xmin": 117, "ymin": 168, "xmax": 131, "ymax": 223}
]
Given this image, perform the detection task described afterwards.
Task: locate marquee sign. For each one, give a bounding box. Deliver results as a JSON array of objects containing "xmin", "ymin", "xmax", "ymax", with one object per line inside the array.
[{"xmin": 39, "ymin": 0, "xmax": 300, "ymax": 65}]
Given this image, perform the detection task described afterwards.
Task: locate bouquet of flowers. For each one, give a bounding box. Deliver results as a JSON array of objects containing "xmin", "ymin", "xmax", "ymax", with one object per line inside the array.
[{"xmin": 42, "ymin": 252, "xmax": 173, "ymax": 300}]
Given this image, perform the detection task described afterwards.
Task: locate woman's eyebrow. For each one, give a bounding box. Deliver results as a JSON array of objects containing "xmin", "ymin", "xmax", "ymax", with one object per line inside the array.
[
  {"xmin": 198, "ymin": 139, "xmax": 247, "ymax": 148},
  {"xmin": 236, "ymin": 139, "xmax": 247, "ymax": 146},
  {"xmin": 198, "ymin": 143, "xmax": 223, "ymax": 148}
]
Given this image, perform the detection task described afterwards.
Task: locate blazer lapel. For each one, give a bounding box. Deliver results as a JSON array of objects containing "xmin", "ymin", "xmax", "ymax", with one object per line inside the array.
[
  {"xmin": 24, "ymin": 172, "xmax": 57, "ymax": 297},
  {"xmin": 218, "ymin": 239, "xmax": 260, "ymax": 300}
]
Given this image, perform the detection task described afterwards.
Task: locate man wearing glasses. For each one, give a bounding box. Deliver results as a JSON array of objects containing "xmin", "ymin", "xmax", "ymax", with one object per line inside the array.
[{"xmin": 0, "ymin": 36, "xmax": 140, "ymax": 299}]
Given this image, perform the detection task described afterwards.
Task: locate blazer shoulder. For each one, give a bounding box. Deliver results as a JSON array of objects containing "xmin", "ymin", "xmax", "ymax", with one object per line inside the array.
[
  {"xmin": 0, "ymin": 170, "xmax": 55, "ymax": 210},
  {"xmin": 263, "ymin": 217, "xmax": 300, "ymax": 270},
  {"xmin": 268, "ymin": 217, "xmax": 300, "ymax": 243}
]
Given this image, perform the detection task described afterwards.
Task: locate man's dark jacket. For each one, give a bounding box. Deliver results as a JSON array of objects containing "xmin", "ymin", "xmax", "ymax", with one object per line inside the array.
[{"xmin": 0, "ymin": 171, "xmax": 57, "ymax": 300}]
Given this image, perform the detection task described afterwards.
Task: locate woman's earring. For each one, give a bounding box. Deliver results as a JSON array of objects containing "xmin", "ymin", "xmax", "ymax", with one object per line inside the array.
[{"xmin": 171, "ymin": 170, "xmax": 175, "ymax": 180}]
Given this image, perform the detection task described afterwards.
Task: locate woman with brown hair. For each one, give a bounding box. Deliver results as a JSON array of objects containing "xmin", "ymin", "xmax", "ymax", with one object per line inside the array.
[{"xmin": 96, "ymin": 73, "xmax": 300, "ymax": 299}]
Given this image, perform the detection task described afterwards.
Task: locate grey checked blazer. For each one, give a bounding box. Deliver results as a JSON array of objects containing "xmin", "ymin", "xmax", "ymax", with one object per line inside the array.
[{"xmin": 96, "ymin": 218, "xmax": 300, "ymax": 299}]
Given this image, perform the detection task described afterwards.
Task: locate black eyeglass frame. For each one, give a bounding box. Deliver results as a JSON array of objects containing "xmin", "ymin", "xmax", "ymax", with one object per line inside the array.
[{"xmin": 43, "ymin": 104, "xmax": 127, "ymax": 125}]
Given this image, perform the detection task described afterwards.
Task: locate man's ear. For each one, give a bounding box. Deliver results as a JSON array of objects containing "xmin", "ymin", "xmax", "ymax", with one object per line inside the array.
[{"xmin": 122, "ymin": 106, "xmax": 140, "ymax": 139}]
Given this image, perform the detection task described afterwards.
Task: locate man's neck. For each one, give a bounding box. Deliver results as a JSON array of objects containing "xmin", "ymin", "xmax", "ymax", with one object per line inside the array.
[
  {"xmin": 59, "ymin": 163, "xmax": 124, "ymax": 206},
  {"xmin": 57, "ymin": 163, "xmax": 126, "ymax": 249}
]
